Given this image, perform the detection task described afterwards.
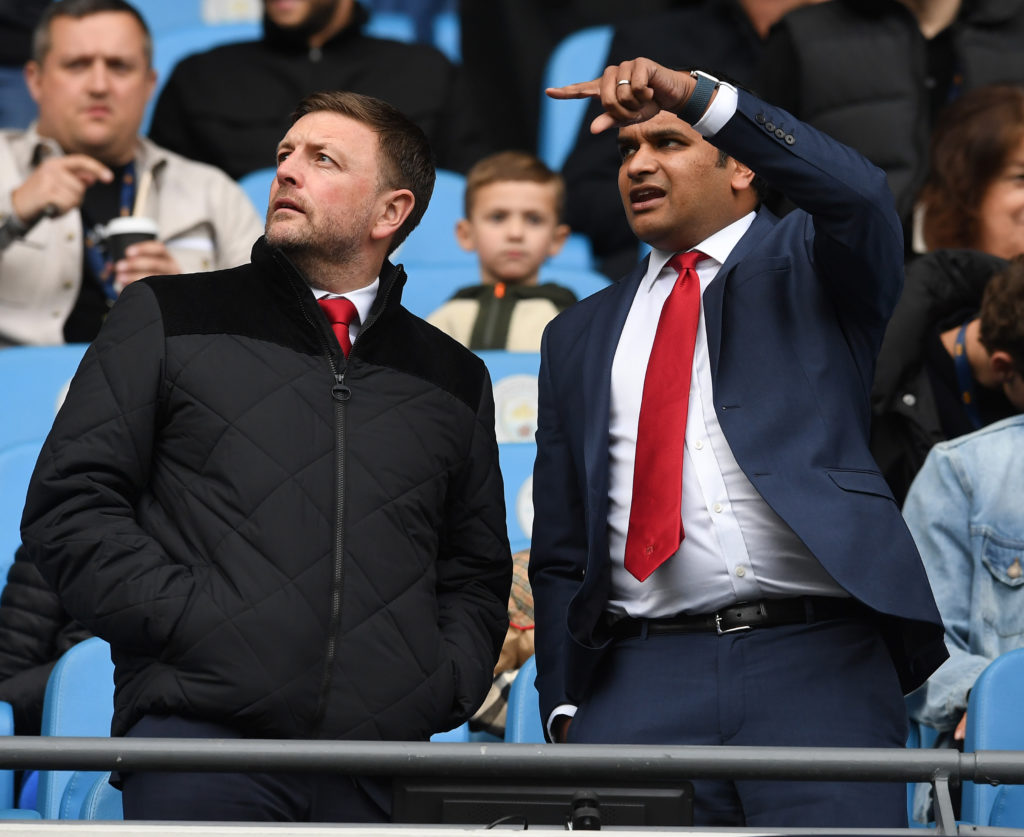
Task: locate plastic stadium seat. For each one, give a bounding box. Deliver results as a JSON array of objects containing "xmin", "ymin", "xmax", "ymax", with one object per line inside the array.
[
  {"xmin": 552, "ymin": 267, "xmax": 610, "ymax": 302},
  {"xmin": 36, "ymin": 638, "xmax": 115, "ymax": 820},
  {"xmin": 475, "ymin": 351, "xmax": 539, "ymax": 445},
  {"xmin": 988, "ymin": 785, "xmax": 1024, "ymax": 828},
  {"xmin": 538, "ymin": 25, "xmax": 614, "ymax": 171},
  {"xmin": 430, "ymin": 723, "xmax": 471, "ymax": 743},
  {"xmin": 498, "ymin": 442, "xmax": 535, "ymax": 552},
  {"xmin": 69, "ymin": 772, "xmax": 122, "ymax": 821},
  {"xmin": 0, "ymin": 345, "xmax": 88, "ymax": 448},
  {"xmin": 962, "ymin": 648, "xmax": 1024, "ymax": 826},
  {"xmin": 432, "ymin": 10, "xmax": 460, "ymax": 62},
  {"xmin": 393, "ymin": 169, "xmax": 473, "ymax": 269},
  {"xmin": 145, "ymin": 22, "xmax": 262, "ymax": 133},
  {"xmin": 504, "ymin": 655, "xmax": 544, "ymax": 743},
  {"xmin": 364, "ymin": 10, "xmax": 416, "ymax": 42},
  {"xmin": 396, "ymin": 264, "xmax": 479, "ymax": 321},
  {"xmin": 0, "ymin": 442, "xmax": 46, "ymax": 581},
  {"xmin": 239, "ymin": 166, "xmax": 276, "ymax": 216}
]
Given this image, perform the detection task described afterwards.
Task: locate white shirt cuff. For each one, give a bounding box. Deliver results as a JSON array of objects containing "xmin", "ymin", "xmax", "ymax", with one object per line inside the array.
[
  {"xmin": 693, "ymin": 81, "xmax": 738, "ymax": 137},
  {"xmin": 546, "ymin": 704, "xmax": 578, "ymax": 741}
]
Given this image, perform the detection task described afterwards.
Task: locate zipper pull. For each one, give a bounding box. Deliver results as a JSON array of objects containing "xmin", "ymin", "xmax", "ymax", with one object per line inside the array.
[{"xmin": 331, "ymin": 372, "xmax": 351, "ymax": 402}]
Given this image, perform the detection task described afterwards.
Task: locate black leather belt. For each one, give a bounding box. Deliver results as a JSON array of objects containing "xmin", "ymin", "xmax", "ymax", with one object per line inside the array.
[{"xmin": 607, "ymin": 596, "xmax": 864, "ymax": 639}]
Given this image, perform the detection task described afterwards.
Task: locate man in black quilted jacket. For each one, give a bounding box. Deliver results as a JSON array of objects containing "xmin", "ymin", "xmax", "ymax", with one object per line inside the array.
[{"xmin": 21, "ymin": 90, "xmax": 512, "ymax": 822}]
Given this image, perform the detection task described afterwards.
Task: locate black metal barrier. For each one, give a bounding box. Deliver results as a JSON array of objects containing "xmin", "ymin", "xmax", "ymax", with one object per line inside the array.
[{"xmin": 2, "ymin": 738, "xmax": 1024, "ymax": 834}]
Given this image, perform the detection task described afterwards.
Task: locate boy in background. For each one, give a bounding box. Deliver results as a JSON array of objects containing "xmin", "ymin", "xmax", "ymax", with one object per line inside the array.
[{"xmin": 428, "ymin": 151, "xmax": 577, "ymax": 351}]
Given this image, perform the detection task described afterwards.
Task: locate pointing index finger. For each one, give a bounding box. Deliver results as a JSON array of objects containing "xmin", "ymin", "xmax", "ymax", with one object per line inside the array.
[{"xmin": 545, "ymin": 77, "xmax": 601, "ymax": 101}]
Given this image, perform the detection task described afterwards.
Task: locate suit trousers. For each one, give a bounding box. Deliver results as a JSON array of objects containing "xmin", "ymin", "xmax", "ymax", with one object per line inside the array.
[
  {"xmin": 565, "ymin": 614, "xmax": 908, "ymax": 827},
  {"xmin": 119, "ymin": 715, "xmax": 391, "ymax": 823}
]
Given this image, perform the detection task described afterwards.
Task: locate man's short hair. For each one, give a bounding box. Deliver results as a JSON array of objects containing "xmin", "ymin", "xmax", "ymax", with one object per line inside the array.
[
  {"xmin": 33, "ymin": 0, "xmax": 153, "ymax": 67},
  {"xmin": 290, "ymin": 90, "xmax": 436, "ymax": 255},
  {"xmin": 979, "ymin": 257, "xmax": 1024, "ymax": 375},
  {"xmin": 463, "ymin": 151, "xmax": 565, "ymax": 220}
]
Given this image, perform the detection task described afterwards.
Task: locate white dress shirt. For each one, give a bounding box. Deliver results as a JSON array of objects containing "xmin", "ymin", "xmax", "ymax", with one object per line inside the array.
[
  {"xmin": 606, "ymin": 234, "xmax": 846, "ymax": 618},
  {"xmin": 313, "ymin": 278, "xmax": 379, "ymax": 348}
]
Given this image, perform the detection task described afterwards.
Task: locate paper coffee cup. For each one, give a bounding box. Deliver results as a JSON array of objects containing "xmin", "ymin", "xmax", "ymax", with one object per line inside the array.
[{"xmin": 104, "ymin": 216, "xmax": 158, "ymax": 262}]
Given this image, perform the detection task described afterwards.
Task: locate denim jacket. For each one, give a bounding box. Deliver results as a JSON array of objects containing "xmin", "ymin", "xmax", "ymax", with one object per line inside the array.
[{"xmin": 903, "ymin": 415, "xmax": 1024, "ymax": 731}]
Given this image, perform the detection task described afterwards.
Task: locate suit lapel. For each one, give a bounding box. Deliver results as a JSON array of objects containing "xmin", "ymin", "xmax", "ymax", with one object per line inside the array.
[
  {"xmin": 703, "ymin": 207, "xmax": 777, "ymax": 376},
  {"xmin": 581, "ymin": 258, "xmax": 649, "ymax": 505}
]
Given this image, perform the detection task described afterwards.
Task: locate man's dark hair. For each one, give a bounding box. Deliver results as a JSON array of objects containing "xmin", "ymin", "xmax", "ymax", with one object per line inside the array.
[
  {"xmin": 33, "ymin": 0, "xmax": 152, "ymax": 66},
  {"xmin": 291, "ymin": 90, "xmax": 436, "ymax": 255},
  {"xmin": 979, "ymin": 257, "xmax": 1024, "ymax": 375}
]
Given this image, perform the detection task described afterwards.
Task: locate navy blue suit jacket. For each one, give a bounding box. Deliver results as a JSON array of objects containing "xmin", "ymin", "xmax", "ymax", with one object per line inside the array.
[{"xmin": 529, "ymin": 89, "xmax": 948, "ymax": 727}]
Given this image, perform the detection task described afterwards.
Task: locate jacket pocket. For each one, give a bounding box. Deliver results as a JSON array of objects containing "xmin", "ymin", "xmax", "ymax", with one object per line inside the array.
[
  {"xmin": 980, "ymin": 532, "xmax": 1024, "ymax": 638},
  {"xmin": 827, "ymin": 468, "xmax": 896, "ymax": 500}
]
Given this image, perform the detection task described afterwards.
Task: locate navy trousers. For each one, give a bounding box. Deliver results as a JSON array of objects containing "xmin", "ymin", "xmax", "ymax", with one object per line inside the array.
[
  {"xmin": 119, "ymin": 716, "xmax": 391, "ymax": 823},
  {"xmin": 565, "ymin": 615, "xmax": 909, "ymax": 827}
]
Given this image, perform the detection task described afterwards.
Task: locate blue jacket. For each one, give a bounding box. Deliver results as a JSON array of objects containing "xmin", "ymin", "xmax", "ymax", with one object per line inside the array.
[
  {"xmin": 529, "ymin": 88, "xmax": 948, "ymax": 727},
  {"xmin": 904, "ymin": 415, "xmax": 1024, "ymax": 731}
]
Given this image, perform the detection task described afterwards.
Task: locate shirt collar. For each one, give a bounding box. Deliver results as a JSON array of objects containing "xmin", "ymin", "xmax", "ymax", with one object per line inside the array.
[
  {"xmin": 643, "ymin": 211, "xmax": 757, "ymax": 290},
  {"xmin": 313, "ymin": 278, "xmax": 379, "ymax": 327}
]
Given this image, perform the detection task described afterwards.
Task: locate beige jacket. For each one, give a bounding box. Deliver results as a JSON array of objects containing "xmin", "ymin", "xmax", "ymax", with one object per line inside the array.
[{"xmin": 0, "ymin": 127, "xmax": 263, "ymax": 345}]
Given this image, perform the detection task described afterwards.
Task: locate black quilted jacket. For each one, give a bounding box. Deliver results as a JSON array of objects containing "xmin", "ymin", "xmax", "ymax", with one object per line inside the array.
[{"xmin": 21, "ymin": 237, "xmax": 512, "ymax": 740}]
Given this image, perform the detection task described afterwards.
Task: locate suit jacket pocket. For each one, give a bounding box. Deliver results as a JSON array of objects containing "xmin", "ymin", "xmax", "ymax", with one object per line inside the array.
[{"xmin": 827, "ymin": 468, "xmax": 896, "ymax": 500}]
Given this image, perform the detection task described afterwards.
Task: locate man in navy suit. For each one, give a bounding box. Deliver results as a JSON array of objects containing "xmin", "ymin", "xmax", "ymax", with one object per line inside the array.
[{"xmin": 529, "ymin": 57, "xmax": 949, "ymax": 827}]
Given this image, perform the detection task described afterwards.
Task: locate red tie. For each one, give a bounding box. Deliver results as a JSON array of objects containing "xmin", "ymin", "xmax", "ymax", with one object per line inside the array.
[
  {"xmin": 318, "ymin": 297, "xmax": 358, "ymax": 357},
  {"xmin": 624, "ymin": 251, "xmax": 704, "ymax": 582}
]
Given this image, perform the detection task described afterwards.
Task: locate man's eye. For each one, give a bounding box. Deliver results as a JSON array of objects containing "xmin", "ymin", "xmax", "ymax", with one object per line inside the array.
[{"xmin": 619, "ymin": 147, "xmax": 636, "ymax": 161}]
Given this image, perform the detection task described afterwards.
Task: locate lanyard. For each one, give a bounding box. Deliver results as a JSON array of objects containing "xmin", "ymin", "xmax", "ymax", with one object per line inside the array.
[
  {"xmin": 83, "ymin": 160, "xmax": 138, "ymax": 301},
  {"xmin": 953, "ymin": 320, "xmax": 984, "ymax": 431}
]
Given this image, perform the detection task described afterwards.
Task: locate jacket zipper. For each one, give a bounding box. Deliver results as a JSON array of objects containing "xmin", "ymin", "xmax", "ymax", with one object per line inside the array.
[{"xmin": 304, "ymin": 265, "xmax": 399, "ymax": 732}]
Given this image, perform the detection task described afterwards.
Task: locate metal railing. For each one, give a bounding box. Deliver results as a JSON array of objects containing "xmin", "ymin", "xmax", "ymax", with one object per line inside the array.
[{"xmin": 3, "ymin": 738, "xmax": 1024, "ymax": 833}]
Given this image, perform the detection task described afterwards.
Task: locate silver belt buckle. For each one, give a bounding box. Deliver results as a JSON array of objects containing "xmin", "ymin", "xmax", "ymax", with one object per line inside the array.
[{"xmin": 715, "ymin": 602, "xmax": 764, "ymax": 635}]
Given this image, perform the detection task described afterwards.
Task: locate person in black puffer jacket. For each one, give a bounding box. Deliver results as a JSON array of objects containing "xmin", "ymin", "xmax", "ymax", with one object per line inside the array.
[
  {"xmin": 0, "ymin": 545, "xmax": 90, "ymax": 736},
  {"xmin": 21, "ymin": 90, "xmax": 512, "ymax": 823}
]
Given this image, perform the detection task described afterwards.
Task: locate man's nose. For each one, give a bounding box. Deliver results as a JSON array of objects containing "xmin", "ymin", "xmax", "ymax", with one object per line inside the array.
[
  {"xmin": 85, "ymin": 60, "xmax": 109, "ymax": 93},
  {"xmin": 275, "ymin": 155, "xmax": 301, "ymax": 186},
  {"xmin": 624, "ymin": 144, "xmax": 656, "ymax": 178}
]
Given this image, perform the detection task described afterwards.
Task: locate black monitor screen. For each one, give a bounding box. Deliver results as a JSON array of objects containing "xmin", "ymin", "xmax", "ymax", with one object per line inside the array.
[{"xmin": 392, "ymin": 779, "xmax": 693, "ymax": 829}]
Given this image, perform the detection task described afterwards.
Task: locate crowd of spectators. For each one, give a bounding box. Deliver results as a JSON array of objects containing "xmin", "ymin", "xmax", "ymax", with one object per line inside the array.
[{"xmin": 2, "ymin": 0, "xmax": 1024, "ymax": 826}]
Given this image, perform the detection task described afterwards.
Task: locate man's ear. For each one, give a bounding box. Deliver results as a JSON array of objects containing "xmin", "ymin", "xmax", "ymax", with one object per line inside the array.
[
  {"xmin": 729, "ymin": 158, "xmax": 757, "ymax": 194},
  {"xmin": 455, "ymin": 218, "xmax": 476, "ymax": 253},
  {"xmin": 990, "ymin": 350, "xmax": 1018, "ymax": 382},
  {"xmin": 370, "ymin": 188, "xmax": 415, "ymax": 244},
  {"xmin": 24, "ymin": 61, "xmax": 42, "ymax": 104}
]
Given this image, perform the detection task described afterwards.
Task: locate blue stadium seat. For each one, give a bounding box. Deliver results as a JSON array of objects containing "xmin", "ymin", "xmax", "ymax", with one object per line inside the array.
[
  {"xmin": 505, "ymin": 655, "xmax": 544, "ymax": 743},
  {"xmin": 36, "ymin": 638, "xmax": 115, "ymax": 820},
  {"xmin": 432, "ymin": 10, "xmax": 460, "ymax": 62},
  {"xmin": 498, "ymin": 442, "xmax": 535, "ymax": 552},
  {"xmin": 239, "ymin": 166, "xmax": 276, "ymax": 216},
  {"xmin": 538, "ymin": 25, "xmax": 614, "ymax": 171},
  {"xmin": 962, "ymin": 648, "xmax": 1024, "ymax": 826},
  {"xmin": 0, "ymin": 702, "xmax": 14, "ymax": 809},
  {"xmin": 145, "ymin": 22, "xmax": 263, "ymax": 134},
  {"xmin": 476, "ymin": 351, "xmax": 539, "ymax": 446},
  {"xmin": 988, "ymin": 785, "xmax": 1024, "ymax": 828},
  {"xmin": 0, "ymin": 345, "xmax": 88, "ymax": 448},
  {"xmin": 394, "ymin": 169, "xmax": 472, "ymax": 269},
  {"xmin": 72, "ymin": 773, "xmax": 122, "ymax": 821},
  {"xmin": 0, "ymin": 442, "xmax": 46, "ymax": 581},
  {"xmin": 430, "ymin": 723, "xmax": 471, "ymax": 742},
  {"xmin": 396, "ymin": 265, "xmax": 480, "ymax": 321},
  {"xmin": 364, "ymin": 10, "xmax": 417, "ymax": 42},
  {"xmin": 550, "ymin": 266, "xmax": 609, "ymax": 302}
]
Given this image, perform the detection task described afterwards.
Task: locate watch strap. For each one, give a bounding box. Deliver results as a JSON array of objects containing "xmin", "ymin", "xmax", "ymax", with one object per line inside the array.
[{"xmin": 678, "ymin": 72, "xmax": 718, "ymax": 125}]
